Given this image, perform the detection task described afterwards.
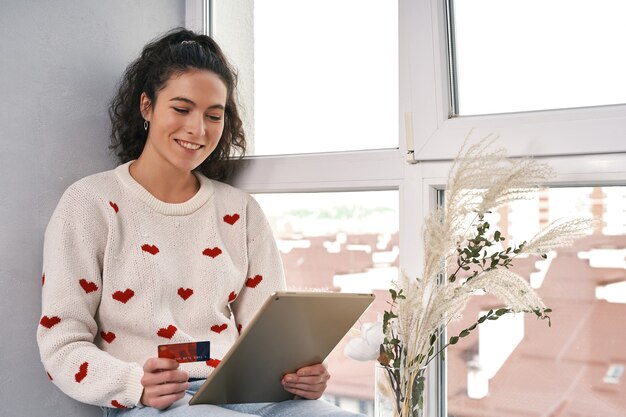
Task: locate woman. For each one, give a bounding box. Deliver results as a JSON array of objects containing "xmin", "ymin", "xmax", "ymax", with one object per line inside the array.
[{"xmin": 37, "ymin": 28, "xmax": 363, "ymax": 417}]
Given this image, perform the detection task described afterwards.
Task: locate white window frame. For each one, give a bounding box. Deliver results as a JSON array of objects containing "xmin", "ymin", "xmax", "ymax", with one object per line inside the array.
[
  {"xmin": 185, "ymin": 0, "xmax": 210, "ymax": 35},
  {"xmin": 187, "ymin": 1, "xmax": 626, "ymax": 415},
  {"xmin": 402, "ymin": 0, "xmax": 626, "ymax": 160}
]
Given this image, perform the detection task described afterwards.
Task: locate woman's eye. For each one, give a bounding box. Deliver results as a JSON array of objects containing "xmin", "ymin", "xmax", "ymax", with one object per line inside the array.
[
  {"xmin": 207, "ymin": 114, "xmax": 222, "ymax": 121},
  {"xmin": 173, "ymin": 107, "xmax": 189, "ymax": 114}
]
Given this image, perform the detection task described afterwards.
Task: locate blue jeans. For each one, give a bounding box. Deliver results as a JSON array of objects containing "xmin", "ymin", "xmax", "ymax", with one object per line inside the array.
[{"xmin": 102, "ymin": 380, "xmax": 365, "ymax": 417}]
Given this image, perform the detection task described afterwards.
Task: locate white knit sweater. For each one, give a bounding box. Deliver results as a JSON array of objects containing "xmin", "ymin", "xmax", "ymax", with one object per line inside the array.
[{"xmin": 37, "ymin": 161, "xmax": 286, "ymax": 409}]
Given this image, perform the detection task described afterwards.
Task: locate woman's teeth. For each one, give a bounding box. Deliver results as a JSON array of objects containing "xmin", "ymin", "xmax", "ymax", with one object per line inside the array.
[{"xmin": 176, "ymin": 139, "xmax": 202, "ymax": 150}]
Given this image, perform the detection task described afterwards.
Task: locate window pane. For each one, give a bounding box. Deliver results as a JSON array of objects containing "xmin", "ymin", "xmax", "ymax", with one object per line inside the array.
[
  {"xmin": 253, "ymin": 0, "xmax": 398, "ymax": 155},
  {"xmin": 254, "ymin": 191, "xmax": 399, "ymax": 415},
  {"xmin": 447, "ymin": 186, "xmax": 626, "ymax": 417},
  {"xmin": 451, "ymin": 0, "xmax": 626, "ymax": 115}
]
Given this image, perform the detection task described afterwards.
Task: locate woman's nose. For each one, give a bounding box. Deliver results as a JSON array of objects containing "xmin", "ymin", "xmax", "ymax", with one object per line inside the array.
[{"xmin": 186, "ymin": 113, "xmax": 205, "ymax": 137}]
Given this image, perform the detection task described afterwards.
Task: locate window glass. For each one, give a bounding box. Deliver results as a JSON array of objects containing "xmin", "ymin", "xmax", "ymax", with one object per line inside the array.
[
  {"xmin": 447, "ymin": 186, "xmax": 626, "ymax": 417},
  {"xmin": 254, "ymin": 190, "xmax": 399, "ymax": 415},
  {"xmin": 253, "ymin": 0, "xmax": 399, "ymax": 155},
  {"xmin": 450, "ymin": 0, "xmax": 626, "ymax": 115}
]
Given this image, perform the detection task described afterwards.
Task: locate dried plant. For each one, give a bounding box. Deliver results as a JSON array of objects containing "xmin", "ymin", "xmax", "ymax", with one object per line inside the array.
[{"xmin": 373, "ymin": 136, "xmax": 592, "ymax": 416}]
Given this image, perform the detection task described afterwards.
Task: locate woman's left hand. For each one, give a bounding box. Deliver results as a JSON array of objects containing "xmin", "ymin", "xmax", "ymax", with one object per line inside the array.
[{"xmin": 281, "ymin": 363, "xmax": 330, "ymax": 399}]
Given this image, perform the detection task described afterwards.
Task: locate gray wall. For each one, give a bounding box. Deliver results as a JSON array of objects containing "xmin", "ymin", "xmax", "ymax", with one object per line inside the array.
[{"xmin": 0, "ymin": 2, "xmax": 185, "ymax": 416}]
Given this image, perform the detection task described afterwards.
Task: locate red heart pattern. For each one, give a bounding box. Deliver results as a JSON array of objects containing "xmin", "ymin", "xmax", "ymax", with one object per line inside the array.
[
  {"xmin": 112, "ymin": 289, "xmax": 134, "ymax": 304},
  {"xmin": 111, "ymin": 400, "xmax": 127, "ymax": 409},
  {"xmin": 223, "ymin": 213, "xmax": 240, "ymax": 225},
  {"xmin": 75, "ymin": 362, "xmax": 88, "ymax": 383},
  {"xmin": 157, "ymin": 325, "xmax": 177, "ymax": 339},
  {"xmin": 211, "ymin": 323, "xmax": 228, "ymax": 334},
  {"xmin": 206, "ymin": 358, "xmax": 221, "ymax": 368},
  {"xmin": 246, "ymin": 275, "xmax": 263, "ymax": 288},
  {"xmin": 178, "ymin": 288, "xmax": 193, "ymax": 301},
  {"xmin": 79, "ymin": 279, "xmax": 98, "ymax": 294},
  {"xmin": 42, "ymin": 205, "xmax": 266, "ymax": 379},
  {"xmin": 202, "ymin": 247, "xmax": 222, "ymax": 258},
  {"xmin": 101, "ymin": 331, "xmax": 116, "ymax": 344},
  {"xmin": 40, "ymin": 315, "xmax": 61, "ymax": 329},
  {"xmin": 141, "ymin": 244, "xmax": 159, "ymax": 255}
]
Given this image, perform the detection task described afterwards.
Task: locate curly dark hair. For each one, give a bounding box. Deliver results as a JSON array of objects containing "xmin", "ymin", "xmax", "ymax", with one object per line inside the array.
[{"xmin": 108, "ymin": 27, "xmax": 246, "ymax": 181}]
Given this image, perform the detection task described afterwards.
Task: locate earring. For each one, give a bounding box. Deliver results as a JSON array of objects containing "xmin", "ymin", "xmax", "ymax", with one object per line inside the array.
[{"xmin": 144, "ymin": 120, "xmax": 149, "ymax": 131}]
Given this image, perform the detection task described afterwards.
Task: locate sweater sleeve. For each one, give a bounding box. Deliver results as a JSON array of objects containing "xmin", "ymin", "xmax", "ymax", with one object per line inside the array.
[
  {"xmin": 36, "ymin": 183, "xmax": 144, "ymax": 409},
  {"xmin": 230, "ymin": 196, "xmax": 287, "ymax": 330}
]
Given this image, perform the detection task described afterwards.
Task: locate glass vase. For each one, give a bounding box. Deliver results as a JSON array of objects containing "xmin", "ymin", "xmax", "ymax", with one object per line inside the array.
[
  {"xmin": 374, "ymin": 364, "xmax": 425, "ymax": 417},
  {"xmin": 375, "ymin": 364, "xmax": 396, "ymax": 417}
]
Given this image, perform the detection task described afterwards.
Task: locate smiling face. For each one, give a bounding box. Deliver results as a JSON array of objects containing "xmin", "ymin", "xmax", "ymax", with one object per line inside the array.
[{"xmin": 139, "ymin": 69, "xmax": 228, "ymax": 175}]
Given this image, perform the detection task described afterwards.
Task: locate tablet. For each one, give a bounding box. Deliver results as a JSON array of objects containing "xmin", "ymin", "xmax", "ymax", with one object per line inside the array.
[{"xmin": 189, "ymin": 291, "xmax": 374, "ymax": 405}]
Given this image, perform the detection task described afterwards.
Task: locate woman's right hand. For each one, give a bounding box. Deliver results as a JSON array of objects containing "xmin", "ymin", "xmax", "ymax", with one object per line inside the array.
[{"xmin": 140, "ymin": 358, "xmax": 190, "ymax": 409}]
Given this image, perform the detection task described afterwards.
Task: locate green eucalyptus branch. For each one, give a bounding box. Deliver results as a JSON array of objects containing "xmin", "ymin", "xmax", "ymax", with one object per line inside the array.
[{"xmin": 449, "ymin": 214, "xmax": 532, "ymax": 284}]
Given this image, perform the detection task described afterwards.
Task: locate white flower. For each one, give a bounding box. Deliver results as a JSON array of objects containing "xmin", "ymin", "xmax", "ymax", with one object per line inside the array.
[{"xmin": 344, "ymin": 322, "xmax": 384, "ymax": 361}]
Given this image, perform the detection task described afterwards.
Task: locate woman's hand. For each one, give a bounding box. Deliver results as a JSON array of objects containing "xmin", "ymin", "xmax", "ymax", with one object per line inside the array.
[
  {"xmin": 281, "ymin": 363, "xmax": 330, "ymax": 399},
  {"xmin": 140, "ymin": 358, "xmax": 190, "ymax": 409}
]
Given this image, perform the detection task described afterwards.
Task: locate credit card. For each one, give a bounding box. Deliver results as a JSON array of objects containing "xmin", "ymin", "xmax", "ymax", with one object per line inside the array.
[{"xmin": 158, "ymin": 341, "xmax": 210, "ymax": 363}]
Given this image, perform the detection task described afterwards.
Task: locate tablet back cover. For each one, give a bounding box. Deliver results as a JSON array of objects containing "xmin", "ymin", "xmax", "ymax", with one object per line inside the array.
[{"xmin": 189, "ymin": 291, "xmax": 374, "ymax": 405}]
